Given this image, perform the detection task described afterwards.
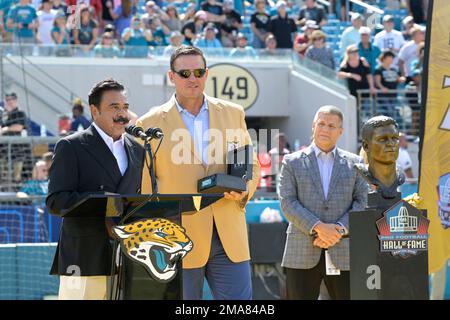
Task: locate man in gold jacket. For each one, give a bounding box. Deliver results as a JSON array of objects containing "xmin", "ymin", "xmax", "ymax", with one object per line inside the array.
[{"xmin": 136, "ymin": 46, "xmax": 260, "ymax": 300}]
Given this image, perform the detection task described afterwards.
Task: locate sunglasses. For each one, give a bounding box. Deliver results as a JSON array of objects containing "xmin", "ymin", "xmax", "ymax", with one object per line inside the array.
[{"xmin": 172, "ymin": 68, "xmax": 206, "ymax": 79}]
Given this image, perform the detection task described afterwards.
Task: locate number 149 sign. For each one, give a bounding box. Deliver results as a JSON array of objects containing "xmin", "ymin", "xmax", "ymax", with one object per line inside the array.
[{"xmin": 205, "ymin": 63, "xmax": 259, "ymax": 110}]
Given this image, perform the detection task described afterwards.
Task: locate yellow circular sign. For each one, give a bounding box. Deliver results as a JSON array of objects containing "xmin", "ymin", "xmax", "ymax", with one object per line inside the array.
[{"xmin": 205, "ymin": 63, "xmax": 259, "ymax": 110}]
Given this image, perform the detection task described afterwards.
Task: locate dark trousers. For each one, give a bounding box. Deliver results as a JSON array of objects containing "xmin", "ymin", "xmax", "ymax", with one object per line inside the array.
[{"xmin": 285, "ymin": 250, "xmax": 350, "ymax": 300}]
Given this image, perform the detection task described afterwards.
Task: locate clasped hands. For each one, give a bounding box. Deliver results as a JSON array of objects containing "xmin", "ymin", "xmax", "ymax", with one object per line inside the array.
[{"xmin": 312, "ymin": 222, "xmax": 346, "ymax": 249}]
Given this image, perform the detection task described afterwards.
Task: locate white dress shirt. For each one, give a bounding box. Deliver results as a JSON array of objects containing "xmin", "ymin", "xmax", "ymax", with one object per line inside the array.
[
  {"xmin": 175, "ymin": 96, "xmax": 210, "ymax": 165},
  {"xmin": 312, "ymin": 142, "xmax": 337, "ymax": 199},
  {"xmin": 92, "ymin": 122, "xmax": 128, "ymax": 175}
]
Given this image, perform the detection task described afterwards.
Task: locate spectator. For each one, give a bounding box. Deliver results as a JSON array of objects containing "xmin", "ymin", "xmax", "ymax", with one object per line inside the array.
[
  {"xmin": 397, "ymin": 132, "xmax": 414, "ymax": 180},
  {"xmin": 103, "ymin": 23, "xmax": 120, "ymax": 46},
  {"xmin": 193, "ymin": 22, "xmax": 223, "ymax": 48},
  {"xmin": 0, "ymin": 92, "xmax": 29, "ymax": 182},
  {"xmin": 201, "ymin": 0, "xmax": 226, "ymax": 27},
  {"xmin": 374, "ymin": 51, "xmax": 405, "ymax": 117},
  {"xmin": 94, "ymin": 31, "xmax": 121, "ymax": 57},
  {"xmin": 358, "ymin": 27, "xmax": 381, "ymax": 74},
  {"xmin": 51, "ymin": 11, "xmax": 71, "ymax": 56},
  {"xmin": 268, "ymin": 1, "xmax": 297, "ymax": 49},
  {"xmin": 122, "ymin": 15, "xmax": 152, "ymax": 57},
  {"xmin": 107, "ymin": 0, "xmax": 138, "ymax": 37},
  {"xmin": 42, "ymin": 151, "xmax": 54, "ymax": 172},
  {"xmin": 406, "ymin": 42, "xmax": 425, "ymax": 132},
  {"xmin": 17, "ymin": 160, "xmax": 49, "ymax": 198},
  {"xmin": 401, "ymin": 16, "xmax": 415, "ymax": 41},
  {"xmin": 141, "ymin": 1, "xmax": 169, "ymax": 29},
  {"xmin": 52, "ymin": 0, "xmax": 68, "ymax": 17},
  {"xmin": 305, "ymin": 30, "xmax": 335, "ymax": 70},
  {"xmin": 269, "ymin": 132, "xmax": 290, "ymax": 172},
  {"xmin": 36, "ymin": 0, "xmax": 57, "ymax": 56},
  {"xmin": 163, "ymin": 31, "xmax": 184, "ymax": 56},
  {"xmin": 70, "ymin": 99, "xmax": 91, "ymax": 131},
  {"xmin": 162, "ymin": 5, "xmax": 183, "ymax": 32},
  {"xmin": 250, "ymin": 0, "xmax": 270, "ymax": 49},
  {"xmin": 406, "ymin": 0, "xmax": 427, "ymax": 24},
  {"xmin": 201, "ymin": 0, "xmax": 226, "ymax": 38},
  {"xmin": 72, "ymin": 6, "xmax": 98, "ymax": 56},
  {"xmin": 410, "ymin": 41, "xmax": 425, "ymax": 90},
  {"xmin": 260, "ymin": 34, "xmax": 278, "ymax": 57},
  {"xmin": 373, "ymin": 15, "xmax": 405, "ymax": 67},
  {"xmin": 298, "ymin": 0, "xmax": 327, "ymax": 27},
  {"xmin": 339, "ymin": 12, "xmax": 362, "ymax": 56},
  {"xmin": 229, "ymin": 33, "xmax": 257, "ymax": 58},
  {"xmin": 147, "ymin": 16, "xmax": 170, "ymax": 46},
  {"xmin": 65, "ymin": 0, "xmax": 103, "ymax": 23},
  {"xmin": 220, "ymin": 0, "xmax": 242, "ymax": 48},
  {"xmin": 101, "ymin": 0, "xmax": 114, "ymax": 28},
  {"xmin": 181, "ymin": 10, "xmax": 207, "ymax": 46},
  {"xmin": 294, "ymin": 19, "xmax": 318, "ymax": 57},
  {"xmin": 7, "ymin": 0, "xmax": 38, "ymax": 55},
  {"xmin": 398, "ymin": 25, "xmax": 425, "ymax": 82},
  {"xmin": 338, "ymin": 44, "xmax": 375, "ymax": 99},
  {"xmin": 0, "ymin": 0, "xmax": 15, "ymax": 44}
]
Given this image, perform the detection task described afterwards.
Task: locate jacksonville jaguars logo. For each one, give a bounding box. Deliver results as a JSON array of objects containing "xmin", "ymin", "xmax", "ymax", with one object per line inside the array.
[{"xmin": 113, "ymin": 218, "xmax": 193, "ymax": 283}]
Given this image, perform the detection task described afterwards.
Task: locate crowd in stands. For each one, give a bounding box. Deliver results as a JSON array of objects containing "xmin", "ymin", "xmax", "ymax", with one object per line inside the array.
[
  {"xmin": 0, "ymin": 0, "xmax": 428, "ymax": 62},
  {"xmin": 0, "ymin": 0, "xmax": 429, "ymax": 188}
]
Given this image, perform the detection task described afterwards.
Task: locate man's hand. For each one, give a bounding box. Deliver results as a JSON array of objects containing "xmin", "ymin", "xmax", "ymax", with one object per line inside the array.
[
  {"xmin": 105, "ymin": 218, "xmax": 116, "ymax": 239},
  {"xmin": 313, "ymin": 237, "xmax": 329, "ymax": 249},
  {"xmin": 223, "ymin": 190, "xmax": 248, "ymax": 201},
  {"xmin": 313, "ymin": 222, "xmax": 342, "ymax": 247}
]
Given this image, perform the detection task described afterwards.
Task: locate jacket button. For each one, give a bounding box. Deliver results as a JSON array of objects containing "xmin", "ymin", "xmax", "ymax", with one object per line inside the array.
[{"xmin": 325, "ymin": 206, "xmax": 329, "ymax": 210}]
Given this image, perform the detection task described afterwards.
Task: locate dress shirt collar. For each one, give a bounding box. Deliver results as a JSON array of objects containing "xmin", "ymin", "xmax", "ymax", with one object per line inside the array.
[
  {"xmin": 92, "ymin": 122, "xmax": 125, "ymax": 149},
  {"xmin": 311, "ymin": 142, "xmax": 337, "ymax": 158},
  {"xmin": 175, "ymin": 95, "xmax": 208, "ymax": 116}
]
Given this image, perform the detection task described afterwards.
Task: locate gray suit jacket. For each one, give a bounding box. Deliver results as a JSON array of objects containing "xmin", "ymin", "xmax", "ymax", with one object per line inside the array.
[{"xmin": 278, "ymin": 146, "xmax": 368, "ymax": 270}]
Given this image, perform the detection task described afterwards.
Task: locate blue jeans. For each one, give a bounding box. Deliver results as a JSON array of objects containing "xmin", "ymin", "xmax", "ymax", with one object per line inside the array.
[{"xmin": 183, "ymin": 223, "xmax": 252, "ymax": 300}]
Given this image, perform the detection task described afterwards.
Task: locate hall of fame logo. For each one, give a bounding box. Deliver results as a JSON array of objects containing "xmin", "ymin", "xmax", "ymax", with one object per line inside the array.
[{"xmin": 376, "ymin": 200, "xmax": 429, "ymax": 258}]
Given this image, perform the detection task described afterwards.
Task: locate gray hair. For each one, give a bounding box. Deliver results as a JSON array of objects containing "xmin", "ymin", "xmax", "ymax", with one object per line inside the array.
[{"xmin": 313, "ymin": 105, "xmax": 344, "ymax": 126}]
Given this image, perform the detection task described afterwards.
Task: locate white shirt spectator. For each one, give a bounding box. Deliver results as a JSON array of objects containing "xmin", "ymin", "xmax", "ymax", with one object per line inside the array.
[
  {"xmin": 37, "ymin": 9, "xmax": 57, "ymax": 44},
  {"xmin": 340, "ymin": 26, "xmax": 361, "ymax": 55},
  {"xmin": 374, "ymin": 29, "xmax": 405, "ymax": 67},
  {"xmin": 92, "ymin": 122, "xmax": 128, "ymax": 175},
  {"xmin": 374, "ymin": 29, "xmax": 405, "ymax": 52},
  {"xmin": 397, "ymin": 147, "xmax": 413, "ymax": 172},
  {"xmin": 398, "ymin": 40, "xmax": 418, "ymax": 77}
]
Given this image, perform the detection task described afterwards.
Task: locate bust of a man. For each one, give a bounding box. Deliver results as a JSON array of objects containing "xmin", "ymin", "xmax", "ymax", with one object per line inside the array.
[{"xmin": 355, "ymin": 116, "xmax": 405, "ymax": 199}]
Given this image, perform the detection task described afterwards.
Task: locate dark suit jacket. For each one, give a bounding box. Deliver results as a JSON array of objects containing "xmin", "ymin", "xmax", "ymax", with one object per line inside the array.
[{"xmin": 46, "ymin": 125, "xmax": 144, "ymax": 276}]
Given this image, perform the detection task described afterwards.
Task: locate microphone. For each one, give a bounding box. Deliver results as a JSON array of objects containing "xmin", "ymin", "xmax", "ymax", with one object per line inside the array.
[
  {"xmin": 125, "ymin": 125, "xmax": 147, "ymax": 140},
  {"xmin": 146, "ymin": 127, "xmax": 164, "ymax": 139}
]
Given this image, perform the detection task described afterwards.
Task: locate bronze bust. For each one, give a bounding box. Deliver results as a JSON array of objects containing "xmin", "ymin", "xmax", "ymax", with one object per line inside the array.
[{"xmin": 355, "ymin": 116, "xmax": 405, "ymax": 199}]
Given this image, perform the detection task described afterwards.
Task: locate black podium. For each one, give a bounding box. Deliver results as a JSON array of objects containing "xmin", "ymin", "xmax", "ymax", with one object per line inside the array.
[
  {"xmin": 349, "ymin": 193, "xmax": 429, "ymax": 300},
  {"xmin": 61, "ymin": 193, "xmax": 222, "ymax": 300}
]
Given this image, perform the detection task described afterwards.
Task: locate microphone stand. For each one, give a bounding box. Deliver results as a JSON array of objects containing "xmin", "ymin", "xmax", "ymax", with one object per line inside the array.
[
  {"xmin": 109, "ymin": 135, "xmax": 159, "ymax": 300},
  {"xmin": 144, "ymin": 136, "xmax": 158, "ymax": 195}
]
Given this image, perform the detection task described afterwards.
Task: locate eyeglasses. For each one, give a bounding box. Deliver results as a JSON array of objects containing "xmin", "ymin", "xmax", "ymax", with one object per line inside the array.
[{"xmin": 172, "ymin": 69, "xmax": 206, "ymax": 79}]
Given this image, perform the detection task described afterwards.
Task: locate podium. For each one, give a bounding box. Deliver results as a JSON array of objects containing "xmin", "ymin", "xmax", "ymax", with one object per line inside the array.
[
  {"xmin": 349, "ymin": 193, "xmax": 429, "ymax": 300},
  {"xmin": 61, "ymin": 192, "xmax": 222, "ymax": 300}
]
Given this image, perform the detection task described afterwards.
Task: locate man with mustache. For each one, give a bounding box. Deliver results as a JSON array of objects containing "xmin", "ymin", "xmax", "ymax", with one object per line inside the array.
[{"xmin": 46, "ymin": 79, "xmax": 145, "ymax": 300}]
